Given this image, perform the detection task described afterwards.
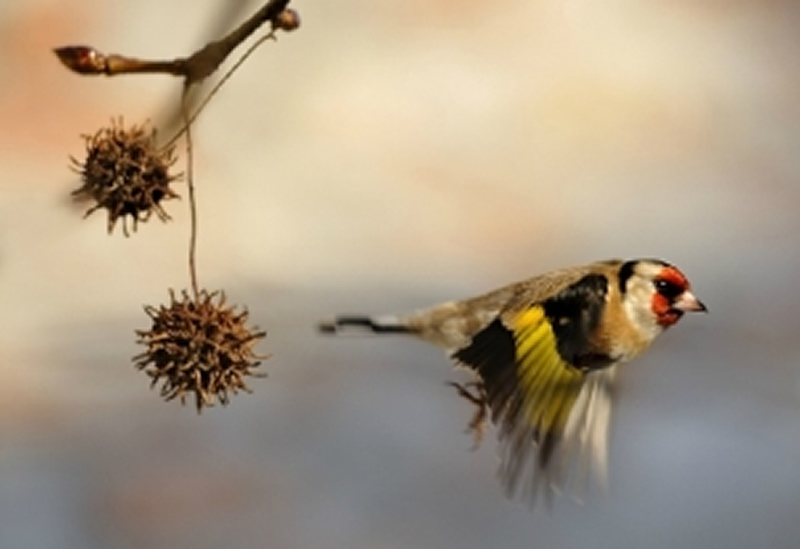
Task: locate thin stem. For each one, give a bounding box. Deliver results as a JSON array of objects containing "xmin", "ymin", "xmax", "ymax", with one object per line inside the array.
[
  {"xmin": 181, "ymin": 87, "xmax": 200, "ymax": 299},
  {"xmin": 165, "ymin": 28, "xmax": 278, "ymax": 149}
]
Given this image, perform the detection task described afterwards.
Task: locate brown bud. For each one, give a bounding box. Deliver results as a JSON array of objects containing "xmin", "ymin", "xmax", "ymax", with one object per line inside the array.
[
  {"xmin": 53, "ymin": 45, "xmax": 108, "ymax": 75},
  {"xmin": 272, "ymin": 9, "xmax": 301, "ymax": 32}
]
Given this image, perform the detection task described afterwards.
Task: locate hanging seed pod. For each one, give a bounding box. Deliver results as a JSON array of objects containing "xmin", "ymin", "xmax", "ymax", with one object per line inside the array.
[
  {"xmin": 134, "ymin": 289, "xmax": 268, "ymax": 412},
  {"xmin": 71, "ymin": 119, "xmax": 180, "ymax": 236}
]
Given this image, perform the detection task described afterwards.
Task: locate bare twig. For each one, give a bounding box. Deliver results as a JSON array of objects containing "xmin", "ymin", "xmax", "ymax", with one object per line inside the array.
[
  {"xmin": 54, "ymin": 0, "xmax": 294, "ymax": 86},
  {"xmin": 168, "ymin": 28, "xmax": 281, "ymax": 147}
]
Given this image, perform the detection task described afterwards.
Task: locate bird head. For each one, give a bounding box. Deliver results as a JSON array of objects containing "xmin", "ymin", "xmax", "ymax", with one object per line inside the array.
[{"xmin": 620, "ymin": 259, "xmax": 706, "ymax": 338}]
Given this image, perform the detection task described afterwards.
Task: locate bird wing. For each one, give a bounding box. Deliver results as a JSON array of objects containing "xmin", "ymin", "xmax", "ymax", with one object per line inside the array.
[{"xmin": 451, "ymin": 271, "xmax": 616, "ymax": 501}]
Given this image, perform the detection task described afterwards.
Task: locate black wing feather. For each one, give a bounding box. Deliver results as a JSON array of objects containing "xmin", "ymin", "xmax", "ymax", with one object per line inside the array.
[
  {"xmin": 450, "ymin": 273, "xmax": 612, "ymax": 499},
  {"xmin": 542, "ymin": 273, "xmax": 609, "ymax": 369},
  {"xmin": 452, "ymin": 318, "xmax": 516, "ymax": 419}
]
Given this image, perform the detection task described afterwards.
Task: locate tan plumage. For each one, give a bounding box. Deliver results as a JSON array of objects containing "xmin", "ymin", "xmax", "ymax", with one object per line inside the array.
[{"xmin": 320, "ymin": 258, "xmax": 706, "ymax": 502}]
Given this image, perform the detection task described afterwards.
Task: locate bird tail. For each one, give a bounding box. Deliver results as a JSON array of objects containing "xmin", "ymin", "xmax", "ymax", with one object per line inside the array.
[{"xmin": 318, "ymin": 315, "xmax": 414, "ymax": 335}]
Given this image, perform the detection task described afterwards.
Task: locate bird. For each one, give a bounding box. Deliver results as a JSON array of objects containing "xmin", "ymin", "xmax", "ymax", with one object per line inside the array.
[{"xmin": 318, "ymin": 258, "xmax": 706, "ymax": 503}]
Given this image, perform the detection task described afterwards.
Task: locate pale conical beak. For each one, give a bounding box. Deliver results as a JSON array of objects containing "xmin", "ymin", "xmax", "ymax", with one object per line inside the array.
[{"xmin": 673, "ymin": 291, "xmax": 707, "ymax": 313}]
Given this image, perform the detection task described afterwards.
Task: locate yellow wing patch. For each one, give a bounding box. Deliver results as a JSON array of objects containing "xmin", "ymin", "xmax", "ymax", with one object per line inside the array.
[
  {"xmin": 511, "ymin": 306, "xmax": 585, "ymax": 447},
  {"xmin": 450, "ymin": 305, "xmax": 590, "ymax": 496}
]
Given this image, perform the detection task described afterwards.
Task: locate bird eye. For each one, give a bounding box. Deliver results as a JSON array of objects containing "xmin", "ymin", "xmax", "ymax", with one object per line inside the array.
[{"xmin": 654, "ymin": 279, "xmax": 683, "ymax": 299}]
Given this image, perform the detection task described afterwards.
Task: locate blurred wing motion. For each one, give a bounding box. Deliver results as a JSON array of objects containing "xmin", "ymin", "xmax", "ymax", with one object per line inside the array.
[{"xmin": 453, "ymin": 305, "xmax": 612, "ymax": 501}]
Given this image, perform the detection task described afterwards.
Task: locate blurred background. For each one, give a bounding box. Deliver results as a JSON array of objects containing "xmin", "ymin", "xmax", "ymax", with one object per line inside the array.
[{"xmin": 1, "ymin": 0, "xmax": 799, "ymax": 547}]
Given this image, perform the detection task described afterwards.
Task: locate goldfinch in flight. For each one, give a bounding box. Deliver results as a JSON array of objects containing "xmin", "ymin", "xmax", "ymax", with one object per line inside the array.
[{"xmin": 319, "ymin": 259, "xmax": 706, "ymax": 502}]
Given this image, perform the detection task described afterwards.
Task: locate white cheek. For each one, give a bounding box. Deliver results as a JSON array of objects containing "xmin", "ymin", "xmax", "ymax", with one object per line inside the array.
[{"xmin": 623, "ymin": 292, "xmax": 663, "ymax": 342}]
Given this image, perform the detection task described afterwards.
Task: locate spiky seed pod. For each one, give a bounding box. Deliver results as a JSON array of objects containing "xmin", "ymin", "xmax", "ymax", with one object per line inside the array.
[
  {"xmin": 71, "ymin": 119, "xmax": 180, "ymax": 236},
  {"xmin": 134, "ymin": 289, "xmax": 268, "ymax": 413}
]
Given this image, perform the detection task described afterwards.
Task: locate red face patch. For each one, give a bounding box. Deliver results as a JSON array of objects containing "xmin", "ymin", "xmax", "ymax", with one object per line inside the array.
[
  {"xmin": 651, "ymin": 294, "xmax": 681, "ymax": 326},
  {"xmin": 657, "ymin": 266, "xmax": 689, "ymax": 291},
  {"xmin": 651, "ymin": 266, "xmax": 690, "ymax": 327}
]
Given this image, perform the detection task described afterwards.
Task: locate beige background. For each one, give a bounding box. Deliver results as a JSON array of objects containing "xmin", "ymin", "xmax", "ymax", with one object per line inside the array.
[{"xmin": 1, "ymin": 0, "xmax": 799, "ymax": 547}]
